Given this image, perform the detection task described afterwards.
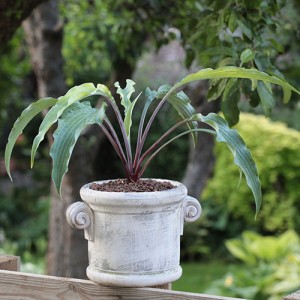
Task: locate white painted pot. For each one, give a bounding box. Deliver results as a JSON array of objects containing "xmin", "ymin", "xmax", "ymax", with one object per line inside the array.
[{"xmin": 66, "ymin": 179, "xmax": 201, "ymax": 287}]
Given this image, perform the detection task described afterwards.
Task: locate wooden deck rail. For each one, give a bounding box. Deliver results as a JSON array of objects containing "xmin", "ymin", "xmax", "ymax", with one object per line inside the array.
[
  {"xmin": 284, "ymin": 291, "xmax": 300, "ymax": 300},
  {"xmin": 0, "ymin": 269, "xmax": 244, "ymax": 300},
  {"xmin": 0, "ymin": 254, "xmax": 19, "ymax": 271},
  {"xmin": 0, "ymin": 254, "xmax": 297, "ymax": 300}
]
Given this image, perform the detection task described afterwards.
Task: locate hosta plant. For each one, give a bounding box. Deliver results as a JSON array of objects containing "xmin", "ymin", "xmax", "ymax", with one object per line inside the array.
[
  {"xmin": 4, "ymin": 66, "xmax": 300, "ymax": 215},
  {"xmin": 206, "ymin": 231, "xmax": 300, "ymax": 299}
]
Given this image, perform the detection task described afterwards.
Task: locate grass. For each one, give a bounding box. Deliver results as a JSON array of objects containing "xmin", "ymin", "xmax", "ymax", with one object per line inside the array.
[{"xmin": 173, "ymin": 261, "xmax": 230, "ymax": 294}]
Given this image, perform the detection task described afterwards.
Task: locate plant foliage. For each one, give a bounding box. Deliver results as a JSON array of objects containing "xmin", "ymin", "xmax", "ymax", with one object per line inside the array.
[
  {"xmin": 206, "ymin": 231, "xmax": 300, "ymax": 300},
  {"xmin": 202, "ymin": 113, "xmax": 300, "ymax": 233},
  {"xmin": 5, "ymin": 66, "xmax": 300, "ymax": 214}
]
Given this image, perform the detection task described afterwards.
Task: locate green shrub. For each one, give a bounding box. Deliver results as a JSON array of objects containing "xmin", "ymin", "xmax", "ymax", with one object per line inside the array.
[
  {"xmin": 202, "ymin": 113, "xmax": 300, "ymax": 234},
  {"xmin": 206, "ymin": 231, "xmax": 300, "ymax": 300}
]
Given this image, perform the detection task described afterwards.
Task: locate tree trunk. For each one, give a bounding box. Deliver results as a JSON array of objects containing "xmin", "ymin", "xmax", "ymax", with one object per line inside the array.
[
  {"xmin": 23, "ymin": 0, "xmax": 90, "ymax": 278},
  {"xmin": 22, "ymin": 1, "xmax": 65, "ymax": 99}
]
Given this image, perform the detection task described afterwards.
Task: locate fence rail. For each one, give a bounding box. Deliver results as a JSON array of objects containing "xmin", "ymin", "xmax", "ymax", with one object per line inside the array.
[
  {"xmin": 0, "ymin": 255, "xmax": 298, "ymax": 300},
  {"xmin": 284, "ymin": 291, "xmax": 300, "ymax": 300}
]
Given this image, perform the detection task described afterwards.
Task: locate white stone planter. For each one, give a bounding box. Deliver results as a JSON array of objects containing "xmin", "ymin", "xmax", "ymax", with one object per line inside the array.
[{"xmin": 66, "ymin": 179, "xmax": 201, "ymax": 287}]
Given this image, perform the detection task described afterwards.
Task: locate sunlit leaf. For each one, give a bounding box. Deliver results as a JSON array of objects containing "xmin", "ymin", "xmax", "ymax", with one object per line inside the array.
[
  {"xmin": 123, "ymin": 92, "xmax": 142, "ymax": 138},
  {"xmin": 115, "ymin": 79, "xmax": 136, "ymax": 114},
  {"xmin": 170, "ymin": 67, "xmax": 300, "ymax": 96},
  {"xmin": 96, "ymin": 83, "xmax": 115, "ymax": 102},
  {"xmin": 226, "ymin": 239, "xmax": 256, "ymax": 265},
  {"xmin": 283, "ymin": 85, "xmax": 292, "ymax": 104},
  {"xmin": 115, "ymin": 79, "xmax": 140, "ymax": 138},
  {"xmin": 240, "ymin": 48, "xmax": 255, "ymax": 64},
  {"xmin": 30, "ymin": 83, "xmax": 100, "ymax": 167},
  {"xmin": 4, "ymin": 97, "xmax": 57, "ymax": 179}
]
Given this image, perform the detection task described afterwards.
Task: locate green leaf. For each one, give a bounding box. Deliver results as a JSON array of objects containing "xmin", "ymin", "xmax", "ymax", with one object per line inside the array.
[
  {"xmin": 268, "ymin": 38, "xmax": 284, "ymax": 53},
  {"xmin": 228, "ymin": 11, "xmax": 237, "ymax": 33},
  {"xmin": 237, "ymin": 19, "xmax": 253, "ymax": 39},
  {"xmin": 195, "ymin": 113, "xmax": 262, "ymax": 216},
  {"xmin": 50, "ymin": 101, "xmax": 106, "ymax": 195},
  {"xmin": 157, "ymin": 84, "xmax": 198, "ymax": 145},
  {"xmin": 240, "ymin": 49, "xmax": 255, "ymax": 64},
  {"xmin": 144, "ymin": 87, "xmax": 157, "ymax": 114},
  {"xmin": 139, "ymin": 88, "xmax": 157, "ymax": 128},
  {"xmin": 115, "ymin": 79, "xmax": 136, "ymax": 114},
  {"xmin": 123, "ymin": 92, "xmax": 142, "ymax": 138},
  {"xmin": 169, "ymin": 66, "xmax": 300, "ymax": 106},
  {"xmin": 207, "ymin": 78, "xmax": 228, "ymax": 101},
  {"xmin": 185, "ymin": 47, "xmax": 196, "ymax": 68},
  {"xmin": 249, "ymin": 90, "xmax": 261, "ymax": 108},
  {"xmin": 251, "ymin": 79, "xmax": 257, "ymax": 91},
  {"xmin": 30, "ymin": 83, "xmax": 99, "ymax": 167},
  {"xmin": 283, "ymin": 85, "xmax": 292, "ymax": 104},
  {"xmin": 96, "ymin": 83, "xmax": 115, "ymax": 102},
  {"xmin": 115, "ymin": 79, "xmax": 139, "ymax": 138},
  {"xmin": 4, "ymin": 97, "xmax": 57, "ymax": 179},
  {"xmin": 226, "ymin": 239, "xmax": 256, "ymax": 265},
  {"xmin": 257, "ymin": 81, "xmax": 275, "ymax": 116},
  {"xmin": 137, "ymin": 88, "xmax": 157, "ymax": 142},
  {"xmin": 217, "ymin": 57, "xmax": 236, "ymax": 67},
  {"xmin": 221, "ymin": 78, "xmax": 240, "ymax": 126},
  {"xmin": 172, "ymin": 66, "xmax": 299, "ymax": 93}
]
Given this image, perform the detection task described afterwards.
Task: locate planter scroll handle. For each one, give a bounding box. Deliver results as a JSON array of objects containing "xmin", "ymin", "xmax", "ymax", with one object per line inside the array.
[
  {"xmin": 180, "ymin": 196, "xmax": 202, "ymax": 235},
  {"xmin": 66, "ymin": 202, "xmax": 94, "ymax": 241}
]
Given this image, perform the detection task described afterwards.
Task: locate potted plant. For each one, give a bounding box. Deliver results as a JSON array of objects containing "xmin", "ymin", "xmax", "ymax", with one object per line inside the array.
[{"xmin": 4, "ymin": 66, "xmax": 299, "ymax": 287}]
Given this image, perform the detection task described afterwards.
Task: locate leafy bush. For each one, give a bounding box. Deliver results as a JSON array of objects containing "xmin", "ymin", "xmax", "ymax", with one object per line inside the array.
[
  {"xmin": 202, "ymin": 113, "xmax": 300, "ymax": 234},
  {"xmin": 206, "ymin": 231, "xmax": 300, "ymax": 300}
]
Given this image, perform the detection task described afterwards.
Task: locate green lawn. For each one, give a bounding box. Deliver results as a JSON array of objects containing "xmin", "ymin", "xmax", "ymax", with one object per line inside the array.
[{"xmin": 173, "ymin": 261, "xmax": 230, "ymax": 294}]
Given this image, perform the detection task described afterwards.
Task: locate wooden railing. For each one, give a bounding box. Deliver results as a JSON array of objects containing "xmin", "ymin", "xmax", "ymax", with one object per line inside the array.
[
  {"xmin": 284, "ymin": 291, "xmax": 300, "ymax": 300},
  {"xmin": 0, "ymin": 255, "xmax": 297, "ymax": 300}
]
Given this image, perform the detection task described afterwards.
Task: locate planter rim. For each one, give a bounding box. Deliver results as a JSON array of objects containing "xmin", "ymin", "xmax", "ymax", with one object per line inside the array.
[{"xmin": 80, "ymin": 178, "xmax": 187, "ymax": 208}]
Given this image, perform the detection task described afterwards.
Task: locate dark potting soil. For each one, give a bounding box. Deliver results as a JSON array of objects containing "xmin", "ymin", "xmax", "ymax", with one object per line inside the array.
[{"xmin": 90, "ymin": 179, "xmax": 176, "ymax": 192}]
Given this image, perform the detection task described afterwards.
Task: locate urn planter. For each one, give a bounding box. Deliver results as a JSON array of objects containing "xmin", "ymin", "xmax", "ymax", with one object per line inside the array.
[{"xmin": 66, "ymin": 179, "xmax": 201, "ymax": 287}]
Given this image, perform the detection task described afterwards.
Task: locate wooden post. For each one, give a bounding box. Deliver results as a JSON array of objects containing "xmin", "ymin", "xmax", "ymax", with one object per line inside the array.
[
  {"xmin": 0, "ymin": 255, "xmax": 20, "ymax": 271},
  {"xmin": 153, "ymin": 283, "xmax": 172, "ymax": 290},
  {"xmin": 284, "ymin": 290, "xmax": 300, "ymax": 300}
]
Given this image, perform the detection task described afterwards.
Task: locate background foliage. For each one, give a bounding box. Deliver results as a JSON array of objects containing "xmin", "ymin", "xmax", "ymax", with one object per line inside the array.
[
  {"xmin": 206, "ymin": 231, "xmax": 300, "ymax": 300},
  {"xmin": 203, "ymin": 113, "xmax": 300, "ymax": 234},
  {"xmin": 180, "ymin": 113, "xmax": 300, "ymax": 261},
  {"xmin": 1, "ymin": 0, "xmax": 300, "ymax": 298}
]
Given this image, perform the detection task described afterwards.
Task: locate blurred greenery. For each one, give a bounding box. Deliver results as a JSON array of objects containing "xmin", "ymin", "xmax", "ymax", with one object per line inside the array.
[
  {"xmin": 203, "ymin": 113, "xmax": 300, "ymax": 234},
  {"xmin": 1, "ymin": 1, "xmax": 300, "ymax": 298},
  {"xmin": 181, "ymin": 113, "xmax": 300, "ymax": 262},
  {"xmin": 206, "ymin": 231, "xmax": 300, "ymax": 299}
]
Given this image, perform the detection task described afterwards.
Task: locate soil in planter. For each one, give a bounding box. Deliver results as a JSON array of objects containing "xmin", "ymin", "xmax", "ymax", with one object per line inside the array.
[{"xmin": 90, "ymin": 179, "xmax": 175, "ymax": 192}]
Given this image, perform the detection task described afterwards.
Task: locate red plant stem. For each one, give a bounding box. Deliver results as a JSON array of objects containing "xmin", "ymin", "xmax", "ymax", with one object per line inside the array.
[
  {"xmin": 99, "ymin": 123, "xmax": 131, "ymax": 179},
  {"xmin": 133, "ymin": 95, "xmax": 169, "ymax": 172},
  {"xmin": 104, "ymin": 97, "xmax": 133, "ymax": 174},
  {"xmin": 103, "ymin": 117, "xmax": 127, "ymax": 161},
  {"xmin": 134, "ymin": 119, "xmax": 195, "ymax": 176},
  {"xmin": 133, "ymin": 103, "xmax": 152, "ymax": 171},
  {"xmin": 138, "ymin": 128, "xmax": 216, "ymax": 179}
]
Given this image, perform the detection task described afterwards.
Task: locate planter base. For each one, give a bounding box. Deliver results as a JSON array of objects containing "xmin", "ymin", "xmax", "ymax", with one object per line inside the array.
[{"xmin": 86, "ymin": 265, "xmax": 182, "ymax": 287}]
